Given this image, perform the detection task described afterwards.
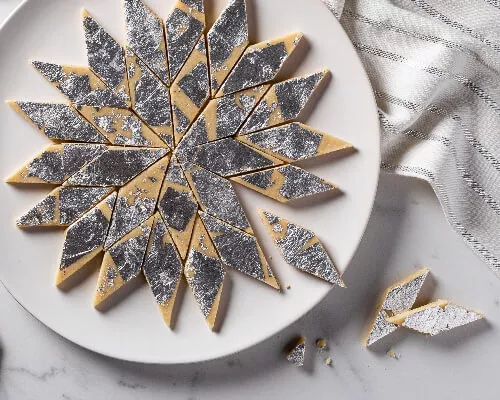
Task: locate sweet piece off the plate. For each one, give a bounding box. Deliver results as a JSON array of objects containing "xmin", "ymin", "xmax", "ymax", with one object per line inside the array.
[
  {"xmin": 363, "ymin": 268, "xmax": 429, "ymax": 347},
  {"xmin": 7, "ymin": 0, "xmax": 357, "ymax": 332},
  {"xmin": 387, "ymin": 300, "xmax": 484, "ymax": 336},
  {"xmin": 17, "ymin": 186, "xmax": 113, "ymax": 228},
  {"xmin": 56, "ymin": 192, "xmax": 117, "ymax": 287},
  {"xmin": 286, "ymin": 337, "xmax": 306, "ymax": 367},
  {"xmin": 142, "ymin": 213, "xmax": 184, "ymax": 328},
  {"xmin": 259, "ymin": 210, "xmax": 345, "ymax": 287},
  {"xmin": 184, "ymin": 215, "xmax": 226, "ymax": 331}
]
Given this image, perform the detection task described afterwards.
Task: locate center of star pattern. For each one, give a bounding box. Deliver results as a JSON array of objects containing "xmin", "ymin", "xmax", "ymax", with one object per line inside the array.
[{"xmin": 8, "ymin": 0, "xmax": 353, "ymax": 331}]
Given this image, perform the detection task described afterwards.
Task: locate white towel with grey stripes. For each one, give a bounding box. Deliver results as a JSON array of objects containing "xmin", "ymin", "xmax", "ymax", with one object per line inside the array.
[{"xmin": 321, "ymin": 0, "xmax": 500, "ymax": 276}]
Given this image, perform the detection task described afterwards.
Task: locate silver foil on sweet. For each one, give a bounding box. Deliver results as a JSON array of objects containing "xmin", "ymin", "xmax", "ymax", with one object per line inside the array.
[
  {"xmin": 59, "ymin": 187, "xmax": 113, "ymax": 224},
  {"xmin": 104, "ymin": 194, "xmax": 157, "ymax": 249},
  {"xmin": 276, "ymin": 221, "xmax": 343, "ymax": 286},
  {"xmin": 83, "ymin": 14, "xmax": 129, "ymax": 101},
  {"xmin": 31, "ymin": 61, "xmax": 127, "ymax": 109},
  {"xmin": 27, "ymin": 144, "xmax": 106, "ymax": 183},
  {"xmin": 173, "ymin": 105, "xmax": 191, "ymax": 135},
  {"xmin": 124, "ymin": 0, "xmax": 169, "ymax": 85},
  {"xmin": 94, "ymin": 112, "xmax": 154, "ymax": 147},
  {"xmin": 66, "ymin": 148, "xmax": 168, "ymax": 187},
  {"xmin": 15, "ymin": 102, "xmax": 107, "ymax": 143},
  {"xmin": 244, "ymin": 123, "xmax": 322, "ymax": 161},
  {"xmin": 142, "ymin": 217, "xmax": 183, "ymax": 305},
  {"xmin": 185, "ymin": 249, "xmax": 225, "ymax": 317},
  {"xmin": 366, "ymin": 310, "xmax": 399, "ymax": 346},
  {"xmin": 181, "ymin": 0, "xmax": 204, "ymax": 12},
  {"xmin": 207, "ymin": 0, "xmax": 248, "ymax": 92},
  {"xmin": 177, "ymin": 61, "xmax": 209, "ymax": 108},
  {"xmin": 402, "ymin": 304, "xmax": 483, "ymax": 336},
  {"xmin": 214, "ymin": 89, "xmax": 263, "ymax": 140},
  {"xmin": 108, "ymin": 223, "xmax": 152, "ymax": 282},
  {"xmin": 158, "ymin": 187, "xmax": 198, "ymax": 232},
  {"xmin": 382, "ymin": 272, "xmax": 428, "ymax": 314},
  {"xmin": 165, "ymin": 7, "xmax": 204, "ymax": 81},
  {"xmin": 241, "ymin": 170, "xmax": 274, "ymax": 190},
  {"xmin": 189, "ymin": 168, "xmax": 251, "ymax": 231},
  {"xmin": 59, "ymin": 192, "xmax": 116, "ymax": 270},
  {"xmin": 17, "ymin": 195, "xmax": 56, "ymax": 226},
  {"xmin": 194, "ymin": 139, "xmax": 279, "ymax": 177},
  {"xmin": 174, "ymin": 114, "xmax": 209, "ymax": 169},
  {"xmin": 277, "ymin": 165, "xmax": 335, "ymax": 200},
  {"xmin": 165, "ymin": 157, "xmax": 188, "ymax": 187},
  {"xmin": 199, "ymin": 212, "xmax": 265, "ymax": 281},
  {"xmin": 241, "ymin": 72, "xmax": 325, "ymax": 133},
  {"xmin": 286, "ymin": 341, "xmax": 306, "ymax": 367},
  {"xmin": 132, "ymin": 57, "xmax": 173, "ymax": 133},
  {"xmin": 219, "ymin": 41, "xmax": 288, "ymax": 95}
]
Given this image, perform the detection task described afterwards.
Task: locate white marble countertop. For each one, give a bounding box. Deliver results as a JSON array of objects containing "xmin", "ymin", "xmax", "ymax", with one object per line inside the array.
[{"xmin": 1, "ymin": 1, "xmax": 499, "ymax": 399}]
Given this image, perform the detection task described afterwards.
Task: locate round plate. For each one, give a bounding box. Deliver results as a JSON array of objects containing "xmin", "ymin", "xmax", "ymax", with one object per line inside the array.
[{"xmin": 0, "ymin": 0, "xmax": 379, "ymax": 363}]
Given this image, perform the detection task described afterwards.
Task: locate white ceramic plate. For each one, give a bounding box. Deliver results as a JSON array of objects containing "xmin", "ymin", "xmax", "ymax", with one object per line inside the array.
[{"xmin": 0, "ymin": 0, "xmax": 379, "ymax": 363}]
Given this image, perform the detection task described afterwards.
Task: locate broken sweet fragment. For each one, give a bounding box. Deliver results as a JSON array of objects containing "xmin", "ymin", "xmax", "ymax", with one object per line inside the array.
[
  {"xmin": 56, "ymin": 191, "xmax": 116, "ymax": 286},
  {"xmin": 387, "ymin": 300, "xmax": 484, "ymax": 336},
  {"xmin": 7, "ymin": 143, "xmax": 107, "ymax": 184},
  {"xmin": 364, "ymin": 268, "xmax": 430, "ymax": 347},
  {"xmin": 66, "ymin": 147, "xmax": 168, "ymax": 187},
  {"xmin": 142, "ymin": 213, "xmax": 184, "ymax": 327},
  {"xmin": 78, "ymin": 104, "xmax": 168, "ymax": 148},
  {"xmin": 32, "ymin": 61, "xmax": 128, "ymax": 109},
  {"xmin": 165, "ymin": 0, "xmax": 206, "ymax": 82},
  {"xmin": 157, "ymin": 157, "xmax": 198, "ymax": 259},
  {"xmin": 124, "ymin": 0, "xmax": 170, "ymax": 86},
  {"xmin": 104, "ymin": 155, "xmax": 170, "ymax": 249},
  {"xmin": 217, "ymin": 33, "xmax": 304, "ymax": 97},
  {"xmin": 199, "ymin": 211, "xmax": 280, "ymax": 289},
  {"xmin": 240, "ymin": 70, "xmax": 329, "ymax": 134},
  {"xmin": 207, "ymin": 0, "xmax": 249, "ymax": 96},
  {"xmin": 232, "ymin": 165, "xmax": 337, "ymax": 203},
  {"xmin": 238, "ymin": 123, "xmax": 352, "ymax": 163},
  {"xmin": 171, "ymin": 37, "xmax": 210, "ymax": 144},
  {"xmin": 259, "ymin": 210, "xmax": 344, "ymax": 286},
  {"xmin": 8, "ymin": 101, "xmax": 107, "ymax": 144},
  {"xmin": 286, "ymin": 337, "xmax": 306, "ymax": 367},
  {"xmin": 82, "ymin": 9, "xmax": 130, "ymax": 104},
  {"xmin": 185, "ymin": 166, "xmax": 252, "ymax": 233},
  {"xmin": 194, "ymin": 138, "xmax": 283, "ymax": 177},
  {"xmin": 94, "ymin": 216, "xmax": 154, "ymax": 308},
  {"xmin": 17, "ymin": 186, "xmax": 113, "ymax": 228},
  {"xmin": 184, "ymin": 215, "xmax": 226, "ymax": 330},
  {"xmin": 125, "ymin": 48, "xmax": 173, "ymax": 148}
]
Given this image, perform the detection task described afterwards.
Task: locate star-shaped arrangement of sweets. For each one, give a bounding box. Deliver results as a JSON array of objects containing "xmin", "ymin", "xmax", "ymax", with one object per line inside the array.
[{"xmin": 7, "ymin": 0, "xmax": 353, "ymax": 330}]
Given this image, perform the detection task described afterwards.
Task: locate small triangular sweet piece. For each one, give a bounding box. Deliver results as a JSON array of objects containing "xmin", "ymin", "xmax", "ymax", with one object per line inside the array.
[
  {"xmin": 184, "ymin": 215, "xmax": 226, "ymax": 330},
  {"xmin": 232, "ymin": 165, "xmax": 337, "ymax": 203},
  {"xmin": 171, "ymin": 37, "xmax": 210, "ymax": 145},
  {"xmin": 66, "ymin": 147, "xmax": 169, "ymax": 187},
  {"xmin": 165, "ymin": 0, "xmax": 206, "ymax": 82},
  {"xmin": 363, "ymin": 268, "xmax": 430, "ymax": 347},
  {"xmin": 124, "ymin": 0, "xmax": 170, "ymax": 86},
  {"xmin": 17, "ymin": 186, "xmax": 113, "ymax": 228},
  {"xmin": 142, "ymin": 213, "xmax": 184, "ymax": 327},
  {"xmin": 238, "ymin": 123, "xmax": 352, "ymax": 163},
  {"xmin": 56, "ymin": 191, "xmax": 116, "ymax": 286},
  {"xmin": 286, "ymin": 337, "xmax": 306, "ymax": 367},
  {"xmin": 7, "ymin": 143, "xmax": 107, "ymax": 184},
  {"xmin": 82, "ymin": 9, "xmax": 130, "ymax": 105},
  {"xmin": 8, "ymin": 101, "xmax": 107, "ymax": 144},
  {"xmin": 125, "ymin": 48, "xmax": 174, "ymax": 148},
  {"xmin": 94, "ymin": 216, "xmax": 154, "ymax": 308},
  {"xmin": 240, "ymin": 70, "xmax": 329, "ymax": 134},
  {"xmin": 258, "ymin": 210, "xmax": 344, "ymax": 286},
  {"xmin": 79, "ymin": 103, "xmax": 168, "ymax": 148},
  {"xmin": 387, "ymin": 300, "xmax": 484, "ymax": 336},
  {"xmin": 217, "ymin": 33, "xmax": 304, "ymax": 97},
  {"xmin": 199, "ymin": 211, "xmax": 280, "ymax": 289},
  {"xmin": 104, "ymin": 155, "xmax": 170, "ymax": 249},
  {"xmin": 157, "ymin": 157, "xmax": 198, "ymax": 259},
  {"xmin": 193, "ymin": 138, "xmax": 284, "ymax": 177},
  {"xmin": 32, "ymin": 61, "xmax": 128, "ymax": 109},
  {"xmin": 207, "ymin": 0, "xmax": 249, "ymax": 96},
  {"xmin": 185, "ymin": 166, "xmax": 253, "ymax": 233}
]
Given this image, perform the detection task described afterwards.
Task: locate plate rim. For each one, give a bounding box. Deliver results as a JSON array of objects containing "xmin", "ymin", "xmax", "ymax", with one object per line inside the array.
[{"xmin": 0, "ymin": 0, "xmax": 380, "ymax": 364}]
